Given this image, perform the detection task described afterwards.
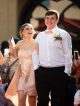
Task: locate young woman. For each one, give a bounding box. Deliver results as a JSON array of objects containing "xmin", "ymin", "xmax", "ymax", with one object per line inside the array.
[{"xmin": 5, "ymin": 23, "xmax": 39, "ymax": 106}]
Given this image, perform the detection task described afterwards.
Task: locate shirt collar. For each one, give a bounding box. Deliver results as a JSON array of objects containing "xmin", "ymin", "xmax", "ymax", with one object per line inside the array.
[
  {"xmin": 52, "ymin": 25, "xmax": 58, "ymax": 33},
  {"xmin": 45, "ymin": 25, "xmax": 58, "ymax": 33}
]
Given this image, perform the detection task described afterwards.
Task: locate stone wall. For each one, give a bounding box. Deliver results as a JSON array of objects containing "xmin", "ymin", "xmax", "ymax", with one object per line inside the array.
[{"xmin": 0, "ymin": 0, "xmax": 17, "ymax": 42}]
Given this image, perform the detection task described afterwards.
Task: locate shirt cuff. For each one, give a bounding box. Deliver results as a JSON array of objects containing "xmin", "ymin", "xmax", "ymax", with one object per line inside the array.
[{"xmin": 64, "ymin": 64, "xmax": 72, "ymax": 75}]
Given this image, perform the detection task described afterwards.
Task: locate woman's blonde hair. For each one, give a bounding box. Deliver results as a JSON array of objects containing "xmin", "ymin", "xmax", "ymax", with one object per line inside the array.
[{"xmin": 19, "ymin": 23, "xmax": 34, "ymax": 38}]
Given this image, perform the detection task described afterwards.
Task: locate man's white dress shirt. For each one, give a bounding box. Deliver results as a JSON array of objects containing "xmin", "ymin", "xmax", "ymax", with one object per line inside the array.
[{"xmin": 35, "ymin": 26, "xmax": 72, "ymax": 75}]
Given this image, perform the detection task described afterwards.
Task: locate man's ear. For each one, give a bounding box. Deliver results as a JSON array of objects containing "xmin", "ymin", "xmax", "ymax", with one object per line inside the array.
[{"xmin": 56, "ymin": 19, "xmax": 59, "ymax": 24}]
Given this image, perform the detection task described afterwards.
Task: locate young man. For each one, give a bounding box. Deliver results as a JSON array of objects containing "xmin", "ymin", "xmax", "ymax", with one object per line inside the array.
[{"xmin": 35, "ymin": 10, "xmax": 72, "ymax": 106}]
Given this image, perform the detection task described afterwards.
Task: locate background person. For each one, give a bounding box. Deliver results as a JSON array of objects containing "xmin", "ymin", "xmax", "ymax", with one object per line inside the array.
[
  {"xmin": 0, "ymin": 40, "xmax": 9, "ymax": 58},
  {"xmin": 74, "ymin": 77, "xmax": 80, "ymax": 106}
]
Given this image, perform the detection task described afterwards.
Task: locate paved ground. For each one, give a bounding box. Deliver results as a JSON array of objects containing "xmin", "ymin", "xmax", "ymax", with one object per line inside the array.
[
  {"xmin": 9, "ymin": 95, "xmax": 29, "ymax": 106},
  {"xmin": 9, "ymin": 95, "xmax": 51, "ymax": 106}
]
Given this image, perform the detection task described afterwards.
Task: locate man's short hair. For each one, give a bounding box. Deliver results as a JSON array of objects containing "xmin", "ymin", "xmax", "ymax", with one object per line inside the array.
[{"xmin": 45, "ymin": 10, "xmax": 59, "ymax": 20}]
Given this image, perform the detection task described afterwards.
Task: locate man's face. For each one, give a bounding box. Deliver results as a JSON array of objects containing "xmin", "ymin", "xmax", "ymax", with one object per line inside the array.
[{"xmin": 45, "ymin": 14, "xmax": 58, "ymax": 29}]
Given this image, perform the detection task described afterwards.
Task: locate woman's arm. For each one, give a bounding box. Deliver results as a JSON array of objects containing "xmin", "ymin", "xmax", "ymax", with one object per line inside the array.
[{"xmin": 9, "ymin": 42, "xmax": 18, "ymax": 58}]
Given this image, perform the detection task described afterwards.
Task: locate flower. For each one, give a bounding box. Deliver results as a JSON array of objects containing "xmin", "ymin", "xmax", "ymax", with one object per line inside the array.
[{"xmin": 54, "ymin": 34, "xmax": 62, "ymax": 41}]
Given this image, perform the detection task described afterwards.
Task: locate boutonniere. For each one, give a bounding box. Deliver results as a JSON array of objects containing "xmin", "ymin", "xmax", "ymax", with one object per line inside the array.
[{"xmin": 54, "ymin": 34, "xmax": 62, "ymax": 41}]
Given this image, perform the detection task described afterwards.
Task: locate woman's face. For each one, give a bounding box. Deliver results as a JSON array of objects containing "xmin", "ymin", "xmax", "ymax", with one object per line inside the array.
[{"xmin": 22, "ymin": 24, "xmax": 34, "ymax": 39}]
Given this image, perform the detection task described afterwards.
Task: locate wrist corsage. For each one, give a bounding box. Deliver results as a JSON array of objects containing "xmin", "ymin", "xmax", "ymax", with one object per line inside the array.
[{"xmin": 54, "ymin": 34, "xmax": 62, "ymax": 41}]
